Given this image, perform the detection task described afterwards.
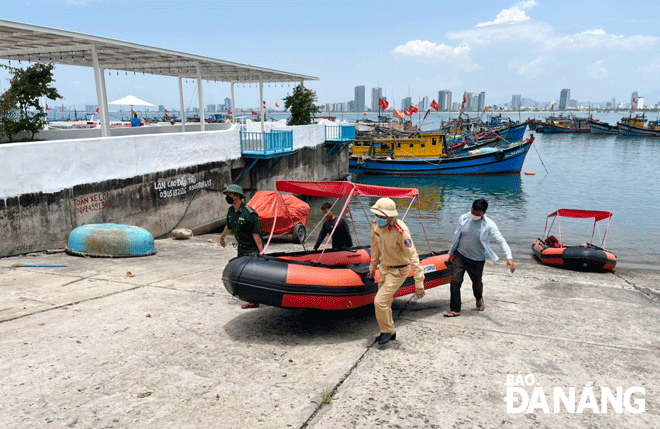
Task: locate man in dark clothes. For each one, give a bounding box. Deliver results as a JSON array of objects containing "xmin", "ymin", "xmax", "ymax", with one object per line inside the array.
[
  {"xmin": 219, "ymin": 184, "xmax": 263, "ymax": 309},
  {"xmin": 313, "ymin": 202, "xmax": 353, "ymax": 251}
]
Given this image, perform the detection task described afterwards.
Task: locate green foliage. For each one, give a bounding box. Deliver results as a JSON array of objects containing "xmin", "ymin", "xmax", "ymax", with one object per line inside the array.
[
  {"xmin": 1, "ymin": 63, "xmax": 62, "ymax": 141},
  {"xmin": 283, "ymin": 85, "xmax": 322, "ymax": 126}
]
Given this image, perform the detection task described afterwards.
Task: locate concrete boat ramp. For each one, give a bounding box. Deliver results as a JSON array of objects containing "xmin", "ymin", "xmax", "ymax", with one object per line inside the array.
[{"xmin": 0, "ymin": 235, "xmax": 658, "ymax": 428}]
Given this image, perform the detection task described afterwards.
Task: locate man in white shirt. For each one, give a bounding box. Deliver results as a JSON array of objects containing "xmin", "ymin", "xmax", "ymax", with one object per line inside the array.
[{"xmin": 445, "ymin": 199, "xmax": 515, "ymax": 317}]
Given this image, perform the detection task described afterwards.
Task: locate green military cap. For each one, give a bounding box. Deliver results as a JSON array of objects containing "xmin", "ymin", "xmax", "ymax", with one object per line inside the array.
[{"xmin": 223, "ymin": 184, "xmax": 246, "ymax": 198}]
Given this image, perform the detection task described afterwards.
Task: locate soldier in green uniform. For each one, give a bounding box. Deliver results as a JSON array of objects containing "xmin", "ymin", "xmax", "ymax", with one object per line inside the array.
[{"xmin": 219, "ymin": 184, "xmax": 264, "ymax": 309}]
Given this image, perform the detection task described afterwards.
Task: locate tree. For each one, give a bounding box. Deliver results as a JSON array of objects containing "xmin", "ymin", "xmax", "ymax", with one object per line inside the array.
[
  {"xmin": 0, "ymin": 90, "xmax": 19, "ymax": 142},
  {"xmin": 1, "ymin": 63, "xmax": 62, "ymax": 141},
  {"xmin": 283, "ymin": 85, "xmax": 322, "ymax": 126}
]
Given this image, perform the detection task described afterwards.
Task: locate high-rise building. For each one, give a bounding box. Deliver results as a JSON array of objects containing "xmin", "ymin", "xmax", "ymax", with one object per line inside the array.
[
  {"xmin": 466, "ymin": 92, "xmax": 478, "ymax": 111},
  {"xmin": 477, "ymin": 92, "xmax": 486, "ymax": 112},
  {"xmin": 419, "ymin": 96, "xmax": 429, "ymax": 111},
  {"xmin": 438, "ymin": 90, "xmax": 452, "ymax": 111},
  {"xmin": 511, "ymin": 94, "xmax": 522, "ymax": 110},
  {"xmin": 401, "ymin": 96, "xmax": 412, "ymax": 111},
  {"xmin": 206, "ymin": 104, "xmax": 216, "ymax": 112},
  {"xmin": 637, "ymin": 97, "xmax": 645, "ymax": 109},
  {"xmin": 354, "ymin": 86, "xmax": 365, "ymax": 112},
  {"xmin": 371, "ymin": 87, "xmax": 382, "ymax": 112},
  {"xmin": 631, "ymin": 91, "xmax": 639, "ymax": 108},
  {"xmin": 225, "ymin": 98, "xmax": 232, "ymax": 110},
  {"xmin": 559, "ymin": 89, "xmax": 570, "ymax": 110}
]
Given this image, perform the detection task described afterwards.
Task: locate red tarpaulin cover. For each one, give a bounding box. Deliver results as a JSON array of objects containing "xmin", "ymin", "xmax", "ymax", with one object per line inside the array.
[
  {"xmin": 275, "ymin": 180, "xmax": 419, "ymax": 199},
  {"xmin": 547, "ymin": 209, "xmax": 612, "ymax": 222},
  {"xmin": 248, "ymin": 191, "xmax": 310, "ymax": 235}
]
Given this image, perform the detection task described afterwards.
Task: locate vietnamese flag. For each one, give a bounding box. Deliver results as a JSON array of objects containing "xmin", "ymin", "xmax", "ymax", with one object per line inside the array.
[
  {"xmin": 164, "ymin": 109, "xmax": 169, "ymax": 117},
  {"xmin": 379, "ymin": 98, "xmax": 389, "ymax": 110},
  {"xmin": 461, "ymin": 91, "xmax": 467, "ymax": 109},
  {"xmin": 275, "ymin": 102, "xmax": 280, "ymax": 108},
  {"xmin": 404, "ymin": 109, "xmax": 411, "ymax": 116},
  {"xmin": 409, "ymin": 105, "xmax": 419, "ymax": 113},
  {"xmin": 393, "ymin": 109, "xmax": 405, "ymax": 120},
  {"xmin": 46, "ymin": 103, "xmax": 50, "ymax": 111},
  {"xmin": 95, "ymin": 107, "xmax": 100, "ymax": 113},
  {"xmin": 431, "ymin": 100, "xmax": 440, "ymax": 111},
  {"xmin": 252, "ymin": 111, "xmax": 258, "ymax": 116},
  {"xmin": 227, "ymin": 109, "xmax": 233, "ymax": 114},
  {"xmin": 484, "ymin": 106, "xmax": 490, "ymax": 112}
]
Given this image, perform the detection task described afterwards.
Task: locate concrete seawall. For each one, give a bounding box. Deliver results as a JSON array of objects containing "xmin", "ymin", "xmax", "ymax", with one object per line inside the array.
[{"xmin": 0, "ymin": 122, "xmax": 348, "ymax": 257}]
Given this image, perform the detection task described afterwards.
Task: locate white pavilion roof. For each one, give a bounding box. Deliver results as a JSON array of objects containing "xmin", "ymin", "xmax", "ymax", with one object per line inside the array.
[{"xmin": 0, "ymin": 19, "xmax": 318, "ymax": 83}]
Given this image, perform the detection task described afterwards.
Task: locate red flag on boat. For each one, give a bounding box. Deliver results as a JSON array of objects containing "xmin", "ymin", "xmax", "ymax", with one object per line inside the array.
[
  {"xmin": 252, "ymin": 111, "xmax": 258, "ymax": 116},
  {"xmin": 484, "ymin": 106, "xmax": 490, "ymax": 112},
  {"xmin": 393, "ymin": 109, "xmax": 405, "ymax": 120},
  {"xmin": 404, "ymin": 109, "xmax": 411, "ymax": 116},
  {"xmin": 241, "ymin": 108, "xmax": 245, "ymax": 113},
  {"xmin": 461, "ymin": 91, "xmax": 466, "ymax": 110},
  {"xmin": 409, "ymin": 105, "xmax": 419, "ymax": 113},
  {"xmin": 275, "ymin": 102, "xmax": 280, "ymax": 108},
  {"xmin": 431, "ymin": 100, "xmax": 440, "ymax": 111},
  {"xmin": 379, "ymin": 98, "xmax": 389, "ymax": 110},
  {"xmin": 46, "ymin": 103, "xmax": 50, "ymax": 111},
  {"xmin": 95, "ymin": 107, "xmax": 100, "ymax": 113},
  {"xmin": 227, "ymin": 109, "xmax": 233, "ymax": 114}
]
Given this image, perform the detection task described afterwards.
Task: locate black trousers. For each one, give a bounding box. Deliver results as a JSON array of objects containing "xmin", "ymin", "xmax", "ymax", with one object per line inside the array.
[{"xmin": 449, "ymin": 251, "xmax": 485, "ymax": 312}]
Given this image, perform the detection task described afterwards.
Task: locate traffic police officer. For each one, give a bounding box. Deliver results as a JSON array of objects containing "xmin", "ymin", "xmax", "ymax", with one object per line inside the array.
[
  {"xmin": 220, "ymin": 184, "xmax": 264, "ymax": 309},
  {"xmin": 368, "ymin": 198, "xmax": 425, "ymax": 345}
]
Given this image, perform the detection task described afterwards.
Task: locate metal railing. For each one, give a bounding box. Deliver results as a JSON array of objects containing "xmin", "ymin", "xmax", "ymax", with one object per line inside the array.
[
  {"xmin": 325, "ymin": 124, "xmax": 356, "ymax": 141},
  {"xmin": 240, "ymin": 130, "xmax": 293, "ymax": 155}
]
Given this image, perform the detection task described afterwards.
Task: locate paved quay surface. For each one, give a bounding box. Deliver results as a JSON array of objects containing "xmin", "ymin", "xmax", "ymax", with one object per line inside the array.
[{"xmin": 1, "ymin": 234, "xmax": 658, "ymax": 429}]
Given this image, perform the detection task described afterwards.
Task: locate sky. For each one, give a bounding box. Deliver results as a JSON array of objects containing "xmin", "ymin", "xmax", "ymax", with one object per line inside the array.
[{"xmin": 2, "ymin": 0, "xmax": 660, "ymax": 111}]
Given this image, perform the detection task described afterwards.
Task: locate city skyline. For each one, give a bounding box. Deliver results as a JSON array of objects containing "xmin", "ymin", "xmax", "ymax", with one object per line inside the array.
[{"xmin": 2, "ymin": 1, "xmax": 660, "ymax": 110}]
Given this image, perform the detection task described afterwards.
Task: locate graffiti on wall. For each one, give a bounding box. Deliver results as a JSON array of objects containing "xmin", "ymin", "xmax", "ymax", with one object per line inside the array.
[
  {"xmin": 154, "ymin": 176, "xmax": 212, "ymax": 199},
  {"xmin": 73, "ymin": 192, "xmax": 112, "ymax": 214}
]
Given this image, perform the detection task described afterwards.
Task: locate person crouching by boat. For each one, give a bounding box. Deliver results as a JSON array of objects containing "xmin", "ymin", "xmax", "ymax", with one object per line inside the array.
[
  {"xmin": 219, "ymin": 184, "xmax": 264, "ymax": 309},
  {"xmin": 313, "ymin": 202, "xmax": 353, "ymax": 251},
  {"xmin": 445, "ymin": 198, "xmax": 515, "ymax": 318},
  {"xmin": 368, "ymin": 198, "xmax": 425, "ymax": 345}
]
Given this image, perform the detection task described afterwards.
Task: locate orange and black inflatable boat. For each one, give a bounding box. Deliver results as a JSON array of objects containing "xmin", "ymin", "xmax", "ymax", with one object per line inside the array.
[
  {"xmin": 222, "ymin": 247, "xmax": 452, "ymax": 310},
  {"xmin": 531, "ymin": 209, "xmax": 616, "ymax": 272},
  {"xmin": 532, "ymin": 238, "xmax": 616, "ymax": 271}
]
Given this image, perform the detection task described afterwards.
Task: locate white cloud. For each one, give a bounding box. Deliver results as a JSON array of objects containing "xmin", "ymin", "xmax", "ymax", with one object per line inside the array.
[
  {"xmin": 449, "ymin": 22, "xmax": 553, "ymax": 46},
  {"xmin": 392, "ymin": 40, "xmax": 470, "ymax": 59},
  {"xmin": 476, "ymin": 7, "xmax": 530, "ymax": 27},
  {"xmin": 392, "ymin": 40, "xmax": 479, "ymax": 71},
  {"xmin": 515, "ymin": 0, "xmax": 538, "ymax": 9},
  {"xmin": 543, "ymin": 28, "xmax": 657, "ymax": 50},
  {"xmin": 513, "ymin": 56, "xmax": 547, "ymax": 77},
  {"xmin": 586, "ymin": 60, "xmax": 609, "ymax": 79}
]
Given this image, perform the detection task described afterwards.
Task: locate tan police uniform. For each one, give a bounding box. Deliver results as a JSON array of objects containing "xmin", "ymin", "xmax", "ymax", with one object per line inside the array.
[{"xmin": 370, "ymin": 218, "xmax": 425, "ymax": 334}]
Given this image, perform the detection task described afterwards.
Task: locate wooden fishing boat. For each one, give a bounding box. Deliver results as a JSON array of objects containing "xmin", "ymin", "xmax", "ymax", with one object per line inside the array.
[
  {"xmin": 222, "ymin": 181, "xmax": 453, "ymax": 309},
  {"xmin": 532, "ymin": 209, "xmax": 616, "ymax": 271},
  {"xmin": 352, "ymin": 136, "xmax": 534, "ymax": 176},
  {"xmin": 588, "ymin": 118, "xmax": 618, "ymax": 134},
  {"xmin": 617, "ymin": 114, "xmax": 660, "ymax": 136}
]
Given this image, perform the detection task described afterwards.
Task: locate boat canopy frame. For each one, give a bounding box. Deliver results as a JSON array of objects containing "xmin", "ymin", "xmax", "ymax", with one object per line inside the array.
[
  {"xmin": 261, "ymin": 180, "xmax": 434, "ymax": 263},
  {"xmin": 543, "ymin": 209, "xmax": 613, "ymax": 248}
]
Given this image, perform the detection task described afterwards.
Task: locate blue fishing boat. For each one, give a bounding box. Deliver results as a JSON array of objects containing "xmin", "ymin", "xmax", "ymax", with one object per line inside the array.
[
  {"xmin": 493, "ymin": 121, "xmax": 527, "ymax": 142},
  {"xmin": 352, "ymin": 136, "xmax": 534, "ymax": 176}
]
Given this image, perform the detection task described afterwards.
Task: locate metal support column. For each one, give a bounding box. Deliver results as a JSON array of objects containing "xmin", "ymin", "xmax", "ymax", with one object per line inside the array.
[
  {"xmin": 90, "ymin": 44, "xmax": 109, "ymax": 137},
  {"xmin": 259, "ymin": 76, "xmax": 264, "ymax": 133},
  {"xmin": 230, "ymin": 82, "xmax": 235, "ymax": 123},
  {"xmin": 178, "ymin": 75, "xmax": 186, "ymax": 132},
  {"xmin": 196, "ymin": 63, "xmax": 205, "ymax": 131}
]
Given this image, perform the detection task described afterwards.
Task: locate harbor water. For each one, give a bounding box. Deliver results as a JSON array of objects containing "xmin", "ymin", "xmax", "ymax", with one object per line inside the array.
[{"xmin": 302, "ymin": 114, "xmax": 660, "ymax": 270}]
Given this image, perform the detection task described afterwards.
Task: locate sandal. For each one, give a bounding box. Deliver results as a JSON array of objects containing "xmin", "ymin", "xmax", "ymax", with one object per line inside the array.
[
  {"xmin": 241, "ymin": 302, "xmax": 260, "ymax": 309},
  {"xmin": 476, "ymin": 299, "xmax": 485, "ymax": 311},
  {"xmin": 444, "ymin": 311, "xmax": 461, "ymax": 317}
]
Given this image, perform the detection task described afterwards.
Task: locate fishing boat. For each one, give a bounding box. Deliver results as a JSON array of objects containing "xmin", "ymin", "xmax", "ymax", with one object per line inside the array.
[
  {"xmin": 352, "ymin": 136, "xmax": 534, "ymax": 176},
  {"xmin": 531, "ymin": 209, "xmax": 616, "ymax": 271},
  {"xmin": 222, "ymin": 180, "xmax": 453, "ymax": 310},
  {"xmin": 588, "ymin": 118, "xmax": 618, "ymax": 134},
  {"xmin": 617, "ymin": 114, "xmax": 660, "ymax": 137},
  {"xmin": 535, "ymin": 116, "xmax": 590, "ymax": 133}
]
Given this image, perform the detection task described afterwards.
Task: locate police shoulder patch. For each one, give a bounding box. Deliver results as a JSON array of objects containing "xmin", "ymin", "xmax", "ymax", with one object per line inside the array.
[{"xmin": 404, "ymin": 238, "xmax": 413, "ymax": 248}]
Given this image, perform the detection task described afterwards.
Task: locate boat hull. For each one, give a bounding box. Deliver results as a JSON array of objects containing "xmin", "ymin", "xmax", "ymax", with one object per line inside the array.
[
  {"xmin": 617, "ymin": 122, "xmax": 660, "ymax": 137},
  {"xmin": 494, "ymin": 122, "xmax": 527, "ymax": 142},
  {"xmin": 222, "ymin": 248, "xmax": 452, "ymax": 310},
  {"xmin": 532, "ymin": 239, "xmax": 616, "ymax": 271},
  {"xmin": 536, "ymin": 123, "xmax": 590, "ymax": 133},
  {"xmin": 353, "ymin": 140, "xmax": 533, "ymax": 176},
  {"xmin": 588, "ymin": 119, "xmax": 618, "ymax": 135}
]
